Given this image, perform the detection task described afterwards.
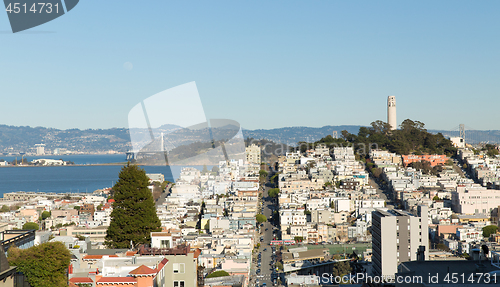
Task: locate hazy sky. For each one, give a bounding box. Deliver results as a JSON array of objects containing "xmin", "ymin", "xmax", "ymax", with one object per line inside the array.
[{"xmin": 1, "ymin": 1, "xmax": 499, "ymax": 131}]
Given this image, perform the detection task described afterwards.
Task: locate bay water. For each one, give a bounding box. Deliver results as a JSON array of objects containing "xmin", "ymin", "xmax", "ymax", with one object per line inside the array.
[{"xmin": 0, "ymin": 154, "xmax": 203, "ymax": 197}]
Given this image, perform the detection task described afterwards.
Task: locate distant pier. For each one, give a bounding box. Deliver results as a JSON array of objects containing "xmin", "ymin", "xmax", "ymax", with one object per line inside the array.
[{"xmin": 3, "ymin": 191, "xmax": 94, "ymax": 201}]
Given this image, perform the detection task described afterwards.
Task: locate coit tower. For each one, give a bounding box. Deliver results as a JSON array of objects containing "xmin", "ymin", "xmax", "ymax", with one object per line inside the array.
[{"xmin": 387, "ymin": 96, "xmax": 397, "ymax": 130}]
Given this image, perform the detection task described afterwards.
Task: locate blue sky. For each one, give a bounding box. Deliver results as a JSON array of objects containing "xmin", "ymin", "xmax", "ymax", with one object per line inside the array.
[{"xmin": 0, "ymin": 1, "xmax": 499, "ymax": 131}]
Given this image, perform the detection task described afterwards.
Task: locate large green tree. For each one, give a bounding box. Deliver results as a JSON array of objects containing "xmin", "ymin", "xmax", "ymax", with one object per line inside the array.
[
  {"xmin": 8, "ymin": 241, "xmax": 71, "ymax": 287},
  {"xmin": 256, "ymin": 214, "xmax": 267, "ymax": 223},
  {"xmin": 22, "ymin": 222, "xmax": 39, "ymax": 230},
  {"xmin": 105, "ymin": 164, "xmax": 161, "ymax": 248},
  {"xmin": 483, "ymin": 225, "xmax": 498, "ymax": 238},
  {"xmin": 332, "ymin": 261, "xmax": 352, "ymax": 279},
  {"xmin": 268, "ymin": 188, "xmax": 280, "ymax": 198},
  {"xmin": 41, "ymin": 211, "xmax": 51, "ymax": 220},
  {"xmin": 1, "ymin": 205, "xmax": 9, "ymax": 212}
]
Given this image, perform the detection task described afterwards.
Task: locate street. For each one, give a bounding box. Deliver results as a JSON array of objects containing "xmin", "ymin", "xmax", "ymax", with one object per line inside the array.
[
  {"xmin": 369, "ymin": 178, "xmax": 394, "ymax": 209},
  {"xmin": 251, "ymin": 173, "xmax": 279, "ymax": 287}
]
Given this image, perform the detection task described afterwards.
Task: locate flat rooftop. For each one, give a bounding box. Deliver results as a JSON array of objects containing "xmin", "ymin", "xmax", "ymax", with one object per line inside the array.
[
  {"xmin": 397, "ymin": 260, "xmax": 499, "ymax": 285},
  {"xmin": 375, "ymin": 208, "xmax": 415, "ymax": 217}
]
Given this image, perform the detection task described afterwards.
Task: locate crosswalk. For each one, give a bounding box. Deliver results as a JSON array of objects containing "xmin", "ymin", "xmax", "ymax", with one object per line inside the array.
[{"xmin": 253, "ymin": 274, "xmax": 272, "ymax": 280}]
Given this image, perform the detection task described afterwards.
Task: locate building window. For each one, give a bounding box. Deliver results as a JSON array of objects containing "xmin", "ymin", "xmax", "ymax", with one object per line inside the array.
[
  {"xmin": 174, "ymin": 281, "xmax": 185, "ymax": 287},
  {"xmin": 161, "ymin": 240, "xmax": 170, "ymax": 248},
  {"xmin": 173, "ymin": 263, "xmax": 185, "ymax": 273}
]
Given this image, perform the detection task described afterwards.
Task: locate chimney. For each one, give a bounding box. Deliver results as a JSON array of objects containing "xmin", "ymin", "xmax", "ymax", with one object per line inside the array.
[{"xmin": 417, "ymin": 245, "xmax": 425, "ymax": 261}]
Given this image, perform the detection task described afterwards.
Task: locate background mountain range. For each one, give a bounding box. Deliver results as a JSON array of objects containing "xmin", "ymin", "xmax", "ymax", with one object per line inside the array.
[{"xmin": 0, "ymin": 124, "xmax": 498, "ymax": 155}]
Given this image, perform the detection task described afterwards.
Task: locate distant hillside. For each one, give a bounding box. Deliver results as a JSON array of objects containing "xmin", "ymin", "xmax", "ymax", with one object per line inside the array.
[
  {"xmin": 243, "ymin": 125, "xmax": 500, "ymax": 146},
  {"xmin": 0, "ymin": 125, "xmax": 131, "ymax": 154},
  {"xmin": 242, "ymin": 125, "xmax": 364, "ymax": 146},
  {"xmin": 0, "ymin": 124, "xmax": 498, "ymax": 154}
]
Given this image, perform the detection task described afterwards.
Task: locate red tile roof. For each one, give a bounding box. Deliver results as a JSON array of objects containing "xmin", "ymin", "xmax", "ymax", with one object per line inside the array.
[
  {"xmin": 97, "ymin": 277, "xmax": 137, "ymax": 284},
  {"xmin": 156, "ymin": 258, "xmax": 169, "ymax": 271},
  {"xmin": 129, "ymin": 265, "xmax": 156, "ymax": 276},
  {"xmin": 69, "ymin": 277, "xmax": 94, "ymax": 283},
  {"xmin": 151, "ymin": 232, "xmax": 172, "ymax": 237},
  {"xmin": 125, "ymin": 251, "xmax": 138, "ymax": 256},
  {"xmin": 193, "ymin": 248, "xmax": 202, "ymax": 259}
]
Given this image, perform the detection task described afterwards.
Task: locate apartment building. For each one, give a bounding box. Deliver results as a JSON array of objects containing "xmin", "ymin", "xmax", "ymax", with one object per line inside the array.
[
  {"xmin": 372, "ymin": 206, "xmax": 429, "ymax": 278},
  {"xmin": 451, "ymin": 184, "xmax": 500, "ymax": 214},
  {"xmin": 280, "ymin": 209, "xmax": 306, "ymax": 226},
  {"xmin": 332, "ymin": 147, "xmax": 356, "ymax": 161},
  {"xmin": 245, "ymin": 144, "xmax": 261, "ymax": 165},
  {"xmin": 401, "ymin": 154, "xmax": 447, "ymax": 167},
  {"xmin": 369, "ymin": 149, "xmax": 402, "ymax": 166}
]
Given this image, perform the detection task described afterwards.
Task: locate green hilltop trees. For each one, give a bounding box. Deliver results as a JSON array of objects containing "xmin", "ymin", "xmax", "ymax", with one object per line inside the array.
[
  {"xmin": 105, "ymin": 163, "xmax": 161, "ymax": 249},
  {"xmin": 293, "ymin": 119, "xmax": 457, "ymax": 157}
]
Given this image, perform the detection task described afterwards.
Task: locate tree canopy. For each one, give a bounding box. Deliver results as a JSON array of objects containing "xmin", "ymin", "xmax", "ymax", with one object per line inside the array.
[
  {"xmin": 293, "ymin": 119, "xmax": 457, "ymax": 158},
  {"xmin": 483, "ymin": 225, "xmax": 498, "ymax": 238},
  {"xmin": 347, "ymin": 119, "xmax": 457, "ymax": 156},
  {"xmin": 408, "ymin": 161, "xmax": 444, "ymax": 175},
  {"xmin": 259, "ymin": 170, "xmax": 269, "ymax": 178},
  {"xmin": 332, "ymin": 261, "xmax": 352, "ymax": 278},
  {"xmin": 206, "ymin": 270, "xmax": 230, "ymax": 278},
  {"xmin": 105, "ymin": 164, "xmax": 161, "ymax": 248},
  {"xmin": 22, "ymin": 222, "xmax": 39, "ymax": 230},
  {"xmin": 8, "ymin": 241, "xmax": 71, "ymax": 287},
  {"xmin": 268, "ymin": 188, "xmax": 280, "ymax": 198},
  {"xmin": 41, "ymin": 211, "xmax": 51, "ymax": 220},
  {"xmin": 482, "ymin": 144, "xmax": 499, "ymax": 157},
  {"xmin": 256, "ymin": 214, "xmax": 267, "ymax": 223}
]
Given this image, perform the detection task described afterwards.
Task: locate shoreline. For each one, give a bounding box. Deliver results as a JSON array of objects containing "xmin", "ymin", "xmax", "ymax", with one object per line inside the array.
[{"xmin": 0, "ymin": 163, "xmax": 202, "ymax": 167}]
